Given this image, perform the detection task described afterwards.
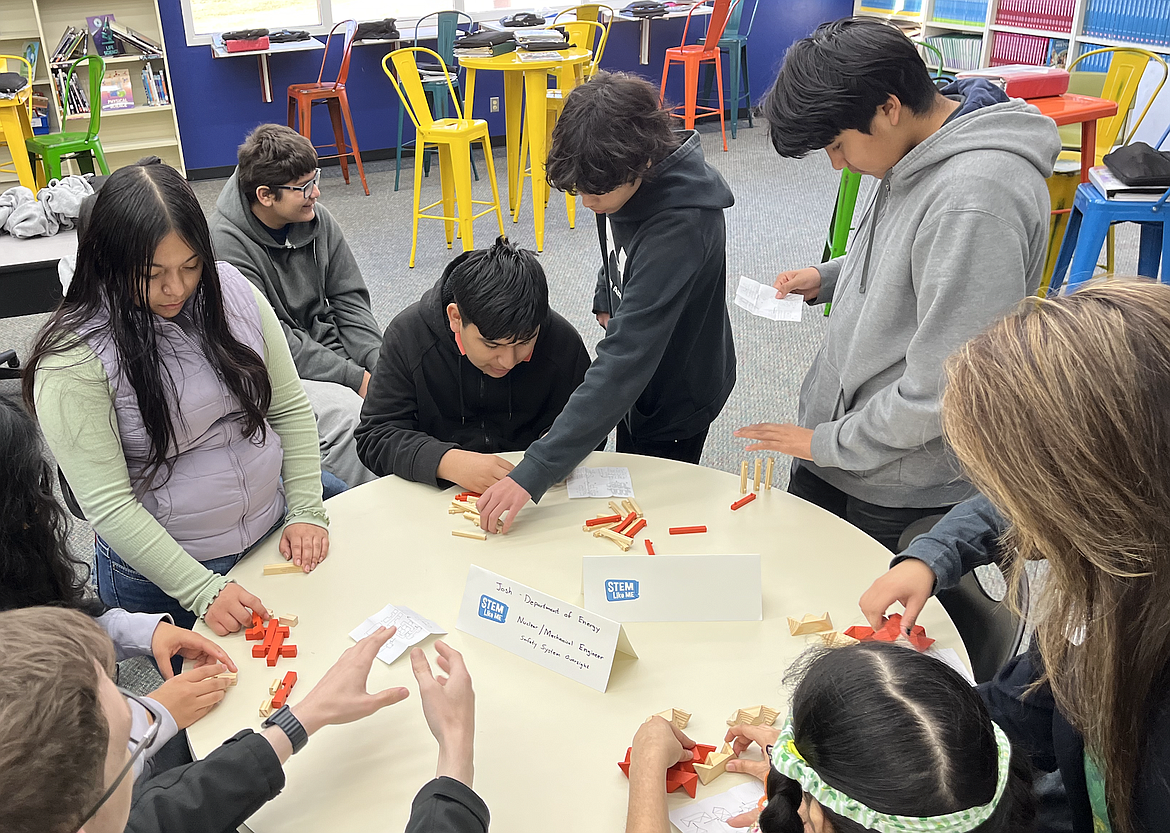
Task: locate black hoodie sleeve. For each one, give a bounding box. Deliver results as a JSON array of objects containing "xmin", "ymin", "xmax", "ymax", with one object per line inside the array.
[
  {"xmin": 405, "ymin": 777, "xmax": 490, "ymax": 833},
  {"xmin": 509, "ymin": 209, "xmax": 717, "ymax": 501},
  {"xmin": 592, "ymin": 265, "xmax": 609, "ymax": 315},
  {"xmin": 355, "ymin": 321, "xmax": 458, "ymax": 487},
  {"xmin": 125, "ymin": 730, "xmax": 284, "ymax": 833}
]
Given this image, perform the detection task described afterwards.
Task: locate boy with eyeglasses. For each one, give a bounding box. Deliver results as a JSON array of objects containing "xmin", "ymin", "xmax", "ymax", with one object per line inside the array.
[
  {"xmin": 210, "ymin": 123, "xmax": 381, "ymax": 490},
  {"xmin": 0, "ymin": 607, "xmax": 488, "ymax": 833}
]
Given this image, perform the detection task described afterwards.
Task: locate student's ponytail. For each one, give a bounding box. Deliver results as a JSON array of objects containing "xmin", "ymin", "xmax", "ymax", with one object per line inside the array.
[{"xmin": 757, "ymin": 769, "xmax": 804, "ymax": 833}]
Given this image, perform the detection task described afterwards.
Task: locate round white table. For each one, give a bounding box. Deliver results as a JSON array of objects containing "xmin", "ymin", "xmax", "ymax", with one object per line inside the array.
[{"xmin": 187, "ymin": 451, "xmax": 967, "ymax": 832}]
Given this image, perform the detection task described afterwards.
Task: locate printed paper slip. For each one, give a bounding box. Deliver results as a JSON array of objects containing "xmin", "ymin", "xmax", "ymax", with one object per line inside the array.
[
  {"xmin": 567, "ymin": 466, "xmax": 635, "ymax": 499},
  {"xmin": 734, "ymin": 276, "xmax": 804, "ymax": 322},
  {"xmin": 583, "ymin": 554, "xmax": 762, "ymax": 622},
  {"xmin": 455, "ymin": 565, "xmax": 637, "ymax": 692},
  {"xmin": 349, "ymin": 604, "xmax": 446, "ymax": 665},
  {"xmin": 668, "ymin": 781, "xmax": 766, "ymax": 833}
]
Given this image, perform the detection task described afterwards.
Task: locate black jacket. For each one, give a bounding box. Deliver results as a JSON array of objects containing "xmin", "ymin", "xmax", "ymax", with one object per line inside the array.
[
  {"xmin": 127, "ymin": 730, "xmax": 489, "ymax": 833},
  {"xmin": 354, "ymin": 278, "xmax": 591, "ymax": 487},
  {"xmin": 507, "ymin": 130, "xmax": 736, "ymax": 501},
  {"xmin": 895, "ymin": 497, "xmax": 1170, "ymax": 832}
]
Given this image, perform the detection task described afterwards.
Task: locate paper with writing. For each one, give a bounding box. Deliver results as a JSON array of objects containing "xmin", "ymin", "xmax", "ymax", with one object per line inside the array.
[
  {"xmin": 583, "ymin": 553, "xmax": 761, "ymax": 622},
  {"xmin": 668, "ymin": 781, "xmax": 766, "ymax": 833},
  {"xmin": 455, "ymin": 565, "xmax": 637, "ymax": 692},
  {"xmin": 566, "ymin": 466, "xmax": 636, "ymax": 499},
  {"xmin": 734, "ymin": 276, "xmax": 804, "ymax": 322},
  {"xmin": 349, "ymin": 604, "xmax": 446, "ymax": 665}
]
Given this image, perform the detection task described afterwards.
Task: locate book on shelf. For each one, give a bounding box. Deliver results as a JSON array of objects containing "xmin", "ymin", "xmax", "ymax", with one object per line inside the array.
[
  {"xmin": 107, "ymin": 20, "xmax": 164, "ymax": 57},
  {"xmin": 50, "ymin": 27, "xmax": 88, "ymax": 65},
  {"xmin": 87, "ymin": 15, "xmax": 124, "ymax": 57},
  {"xmin": 21, "ymin": 41, "xmax": 39, "ymax": 79},
  {"xmin": 993, "ymin": 0, "xmax": 1075, "ymax": 33},
  {"xmin": 100, "ymin": 68, "xmax": 134, "ymax": 111},
  {"xmin": 931, "ymin": 0, "xmax": 988, "ymax": 26},
  {"xmin": 140, "ymin": 62, "xmax": 170, "ymax": 106},
  {"xmin": 921, "ymin": 33, "xmax": 982, "ymax": 71},
  {"xmin": 1081, "ymin": 0, "xmax": 1170, "ymax": 48},
  {"xmin": 1089, "ymin": 165, "xmax": 1170, "ymax": 200}
]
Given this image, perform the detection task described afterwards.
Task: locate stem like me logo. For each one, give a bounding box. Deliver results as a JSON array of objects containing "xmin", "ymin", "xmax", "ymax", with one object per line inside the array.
[
  {"xmin": 605, "ymin": 579, "xmax": 639, "ymax": 602},
  {"xmin": 478, "ymin": 595, "xmax": 508, "ymax": 624}
]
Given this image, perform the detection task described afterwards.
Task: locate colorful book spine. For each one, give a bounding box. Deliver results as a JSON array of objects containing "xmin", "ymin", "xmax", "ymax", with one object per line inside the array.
[{"xmin": 1081, "ymin": 0, "xmax": 1168, "ymax": 46}]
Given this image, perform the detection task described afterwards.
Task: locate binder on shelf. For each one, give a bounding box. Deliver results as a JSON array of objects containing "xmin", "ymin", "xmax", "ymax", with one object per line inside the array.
[{"xmin": 107, "ymin": 20, "xmax": 163, "ymax": 57}]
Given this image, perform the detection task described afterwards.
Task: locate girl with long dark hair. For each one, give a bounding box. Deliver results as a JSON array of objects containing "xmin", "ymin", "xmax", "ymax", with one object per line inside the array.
[
  {"xmin": 0, "ymin": 395, "xmax": 236, "ymax": 774},
  {"xmin": 624, "ymin": 643, "xmax": 1035, "ymax": 833},
  {"xmin": 24, "ymin": 160, "xmax": 330, "ymax": 635}
]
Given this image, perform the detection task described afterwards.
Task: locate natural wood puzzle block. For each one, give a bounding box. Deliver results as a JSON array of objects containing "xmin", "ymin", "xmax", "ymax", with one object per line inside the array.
[
  {"xmin": 653, "ymin": 708, "xmax": 691, "ymax": 730},
  {"xmin": 214, "ymin": 671, "xmax": 237, "ymax": 686},
  {"xmin": 694, "ymin": 742, "xmax": 737, "ymax": 785},
  {"xmin": 820, "ymin": 630, "xmax": 860, "ymax": 648},
  {"xmin": 787, "ymin": 612, "xmax": 833, "ymax": 636},
  {"xmin": 263, "ymin": 562, "xmax": 303, "ymax": 576},
  {"xmin": 765, "ymin": 457, "xmax": 774, "ymax": 490},
  {"xmin": 740, "ymin": 460, "xmax": 749, "ymax": 494},
  {"xmin": 726, "ymin": 705, "xmax": 780, "ymax": 727},
  {"xmin": 596, "ymin": 528, "xmax": 632, "ymax": 551},
  {"xmin": 753, "ymin": 458, "xmax": 762, "ymax": 492},
  {"xmin": 452, "ymin": 529, "xmax": 487, "ymax": 541}
]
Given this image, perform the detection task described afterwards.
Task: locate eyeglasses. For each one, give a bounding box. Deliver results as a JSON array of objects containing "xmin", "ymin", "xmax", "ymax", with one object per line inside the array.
[
  {"xmin": 75, "ymin": 690, "xmax": 162, "ymax": 830},
  {"xmin": 271, "ymin": 168, "xmax": 321, "ymax": 199}
]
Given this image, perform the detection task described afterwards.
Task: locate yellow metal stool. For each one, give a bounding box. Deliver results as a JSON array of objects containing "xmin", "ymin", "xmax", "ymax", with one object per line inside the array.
[{"xmin": 383, "ymin": 48, "xmax": 504, "ymax": 267}]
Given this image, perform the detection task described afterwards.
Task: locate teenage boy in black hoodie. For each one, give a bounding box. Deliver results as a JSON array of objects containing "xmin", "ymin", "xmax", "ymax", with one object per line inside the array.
[
  {"xmin": 476, "ymin": 72, "xmax": 736, "ymax": 534},
  {"xmin": 354, "ymin": 237, "xmax": 592, "ymax": 494}
]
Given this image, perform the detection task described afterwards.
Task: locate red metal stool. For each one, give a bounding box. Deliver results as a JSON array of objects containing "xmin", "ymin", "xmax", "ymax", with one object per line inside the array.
[
  {"xmin": 287, "ymin": 20, "xmax": 369, "ymax": 195},
  {"xmin": 658, "ymin": 0, "xmax": 740, "ymax": 153}
]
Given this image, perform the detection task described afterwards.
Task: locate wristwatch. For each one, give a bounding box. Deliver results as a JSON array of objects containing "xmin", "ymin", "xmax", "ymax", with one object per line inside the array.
[{"xmin": 261, "ymin": 705, "xmax": 308, "ymax": 754}]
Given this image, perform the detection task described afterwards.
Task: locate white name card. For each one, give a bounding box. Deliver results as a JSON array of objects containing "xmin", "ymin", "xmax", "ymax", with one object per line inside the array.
[
  {"xmin": 455, "ymin": 565, "xmax": 637, "ymax": 693},
  {"xmin": 582, "ymin": 553, "xmax": 762, "ymax": 623}
]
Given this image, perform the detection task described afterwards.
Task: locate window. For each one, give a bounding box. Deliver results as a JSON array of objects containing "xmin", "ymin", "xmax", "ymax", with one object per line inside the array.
[{"xmin": 182, "ymin": 0, "xmax": 564, "ymax": 45}]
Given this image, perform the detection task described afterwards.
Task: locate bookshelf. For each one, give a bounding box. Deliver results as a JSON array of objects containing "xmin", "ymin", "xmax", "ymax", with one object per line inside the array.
[
  {"xmin": 0, "ymin": 0, "xmax": 184, "ymax": 186},
  {"xmin": 855, "ymin": 0, "xmax": 1170, "ymax": 74}
]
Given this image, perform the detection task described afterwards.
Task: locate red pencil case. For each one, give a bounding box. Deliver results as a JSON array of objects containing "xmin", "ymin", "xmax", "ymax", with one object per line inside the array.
[
  {"xmin": 225, "ymin": 36, "xmax": 269, "ymax": 52},
  {"xmin": 957, "ymin": 65, "xmax": 1070, "ymax": 99}
]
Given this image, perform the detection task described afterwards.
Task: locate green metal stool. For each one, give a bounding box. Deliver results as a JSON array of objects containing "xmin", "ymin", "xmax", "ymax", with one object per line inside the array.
[{"xmin": 26, "ymin": 55, "xmax": 109, "ymax": 185}]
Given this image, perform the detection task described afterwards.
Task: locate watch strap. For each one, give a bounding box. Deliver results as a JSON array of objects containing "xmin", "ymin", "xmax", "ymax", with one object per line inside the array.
[{"xmin": 262, "ymin": 705, "xmax": 308, "ymax": 753}]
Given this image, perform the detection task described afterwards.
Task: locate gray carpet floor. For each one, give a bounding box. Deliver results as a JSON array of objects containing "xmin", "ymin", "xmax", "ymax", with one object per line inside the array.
[{"xmin": 0, "ymin": 119, "xmax": 1133, "ymax": 689}]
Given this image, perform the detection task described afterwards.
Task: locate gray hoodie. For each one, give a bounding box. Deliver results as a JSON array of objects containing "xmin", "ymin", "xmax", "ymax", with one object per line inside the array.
[
  {"xmin": 209, "ymin": 171, "xmax": 382, "ymax": 392},
  {"xmin": 801, "ymin": 92, "xmax": 1060, "ymax": 508}
]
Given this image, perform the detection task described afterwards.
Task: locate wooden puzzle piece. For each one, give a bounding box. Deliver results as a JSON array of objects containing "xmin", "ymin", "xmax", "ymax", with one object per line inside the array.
[
  {"xmin": 764, "ymin": 457, "xmax": 774, "ymax": 490},
  {"xmin": 820, "ymin": 630, "xmax": 860, "ymax": 648},
  {"xmin": 740, "ymin": 461, "xmax": 749, "ymax": 494},
  {"xmin": 694, "ymin": 742, "xmax": 737, "ymax": 785},
  {"xmin": 214, "ymin": 671, "xmax": 237, "ymax": 686},
  {"xmin": 263, "ymin": 562, "xmax": 303, "ymax": 576},
  {"xmin": 270, "ymin": 671, "xmax": 298, "ymax": 709},
  {"xmin": 452, "ymin": 529, "xmax": 487, "ymax": 541},
  {"xmin": 625, "ymin": 518, "xmax": 647, "ymax": 538},
  {"xmin": 907, "ymin": 625, "xmax": 936, "ymax": 652},
  {"xmin": 726, "ymin": 705, "xmax": 780, "ymax": 727},
  {"xmin": 259, "ymin": 697, "xmax": 274, "ymax": 718},
  {"xmin": 669, "ymin": 526, "xmax": 707, "ymax": 535},
  {"xmin": 276, "ymin": 613, "xmax": 299, "ymax": 627},
  {"xmin": 873, "ymin": 613, "xmax": 903, "ymax": 643},
  {"xmin": 645, "ymin": 539, "xmax": 655, "ymax": 554},
  {"xmin": 843, "ymin": 624, "xmax": 875, "ymax": 641},
  {"xmin": 627, "ymin": 497, "xmax": 644, "ymax": 518},
  {"xmin": 654, "ymin": 708, "xmax": 691, "ymax": 730},
  {"xmin": 753, "ymin": 458, "xmax": 762, "ymax": 492},
  {"xmin": 618, "ymin": 744, "xmax": 713, "ymax": 799},
  {"xmin": 596, "ymin": 528, "xmax": 632, "ymax": 551},
  {"xmin": 787, "ymin": 612, "xmax": 833, "ymax": 636}
]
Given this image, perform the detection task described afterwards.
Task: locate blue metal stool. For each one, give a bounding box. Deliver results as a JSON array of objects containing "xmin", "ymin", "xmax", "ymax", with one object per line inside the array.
[
  {"xmin": 1049, "ymin": 122, "xmax": 1170, "ymax": 294},
  {"xmin": 698, "ymin": 0, "xmax": 757, "ymax": 140},
  {"xmin": 1049, "ymin": 184, "xmax": 1170, "ymax": 294}
]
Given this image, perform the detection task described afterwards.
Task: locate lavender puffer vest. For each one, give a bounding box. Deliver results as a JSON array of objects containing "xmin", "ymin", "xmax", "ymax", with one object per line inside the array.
[{"xmin": 87, "ymin": 262, "xmax": 285, "ymax": 561}]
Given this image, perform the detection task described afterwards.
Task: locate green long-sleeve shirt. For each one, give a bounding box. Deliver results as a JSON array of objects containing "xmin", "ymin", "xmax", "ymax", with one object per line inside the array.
[{"xmin": 34, "ymin": 284, "xmax": 328, "ymax": 618}]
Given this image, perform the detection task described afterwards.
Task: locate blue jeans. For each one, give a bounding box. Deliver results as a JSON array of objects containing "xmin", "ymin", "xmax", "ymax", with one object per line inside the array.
[
  {"xmin": 322, "ymin": 470, "xmax": 348, "ymax": 500},
  {"xmin": 95, "ymin": 537, "xmax": 252, "ymax": 631}
]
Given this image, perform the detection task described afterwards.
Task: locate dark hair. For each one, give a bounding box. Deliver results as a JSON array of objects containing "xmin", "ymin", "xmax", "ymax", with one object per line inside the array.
[
  {"xmin": 764, "ymin": 17, "xmax": 941, "ymax": 158},
  {"xmin": 0, "ymin": 398, "xmax": 103, "ymax": 616},
  {"xmin": 547, "ymin": 71, "xmax": 681, "ymax": 195},
  {"xmin": 23, "ymin": 160, "xmax": 273, "ymax": 488},
  {"xmin": 237, "ymin": 123, "xmax": 318, "ymax": 205},
  {"xmin": 759, "ymin": 643, "xmax": 1035, "ymax": 833},
  {"xmin": 440, "ymin": 236, "xmax": 549, "ymax": 342}
]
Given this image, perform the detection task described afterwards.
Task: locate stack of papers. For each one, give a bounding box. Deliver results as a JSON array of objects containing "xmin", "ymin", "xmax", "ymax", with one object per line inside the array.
[
  {"xmin": 349, "ymin": 604, "xmax": 446, "ymax": 665},
  {"xmin": 734, "ymin": 275, "xmax": 804, "ymax": 322}
]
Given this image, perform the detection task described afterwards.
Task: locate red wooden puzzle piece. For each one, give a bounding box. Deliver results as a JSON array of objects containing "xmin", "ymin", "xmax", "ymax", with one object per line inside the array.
[
  {"xmin": 270, "ymin": 671, "xmax": 298, "ymax": 709},
  {"xmin": 843, "ymin": 625, "xmax": 874, "ymax": 641},
  {"xmin": 907, "ymin": 625, "xmax": 935, "ymax": 652},
  {"xmin": 873, "ymin": 613, "xmax": 903, "ymax": 643},
  {"xmin": 618, "ymin": 744, "xmax": 715, "ymax": 799},
  {"xmin": 245, "ymin": 612, "xmax": 265, "ymax": 640}
]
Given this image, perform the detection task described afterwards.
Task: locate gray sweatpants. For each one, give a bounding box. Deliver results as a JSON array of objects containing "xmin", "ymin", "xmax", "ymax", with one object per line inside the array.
[{"xmin": 300, "ymin": 379, "xmax": 377, "ymax": 488}]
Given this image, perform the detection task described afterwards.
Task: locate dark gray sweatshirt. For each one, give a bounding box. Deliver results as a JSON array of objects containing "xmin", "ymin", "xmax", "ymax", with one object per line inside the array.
[
  {"xmin": 508, "ymin": 130, "xmax": 736, "ymax": 501},
  {"xmin": 209, "ymin": 171, "xmax": 383, "ymax": 392}
]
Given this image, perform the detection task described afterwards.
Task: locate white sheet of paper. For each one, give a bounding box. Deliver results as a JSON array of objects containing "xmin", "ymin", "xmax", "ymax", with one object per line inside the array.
[
  {"xmin": 566, "ymin": 466, "xmax": 635, "ymax": 499},
  {"xmin": 455, "ymin": 565, "xmax": 637, "ymax": 692},
  {"xmin": 583, "ymin": 554, "xmax": 762, "ymax": 622},
  {"xmin": 734, "ymin": 275, "xmax": 804, "ymax": 322},
  {"xmin": 349, "ymin": 604, "xmax": 446, "ymax": 665},
  {"xmin": 668, "ymin": 781, "xmax": 766, "ymax": 833},
  {"xmin": 926, "ymin": 646, "xmax": 975, "ymax": 685}
]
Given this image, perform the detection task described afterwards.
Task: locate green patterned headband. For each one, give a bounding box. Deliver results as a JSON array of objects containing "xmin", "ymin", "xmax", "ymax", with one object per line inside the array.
[{"xmin": 769, "ymin": 718, "xmax": 1012, "ymax": 833}]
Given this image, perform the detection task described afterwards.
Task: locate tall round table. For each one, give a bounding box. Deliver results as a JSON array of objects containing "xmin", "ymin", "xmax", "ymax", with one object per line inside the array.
[
  {"xmin": 187, "ymin": 451, "xmax": 968, "ymax": 833},
  {"xmin": 457, "ymin": 47, "xmax": 592, "ymax": 252}
]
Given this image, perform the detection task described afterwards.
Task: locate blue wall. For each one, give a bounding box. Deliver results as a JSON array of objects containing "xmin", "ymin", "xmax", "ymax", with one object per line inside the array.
[{"xmin": 159, "ymin": 0, "xmax": 852, "ymax": 174}]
